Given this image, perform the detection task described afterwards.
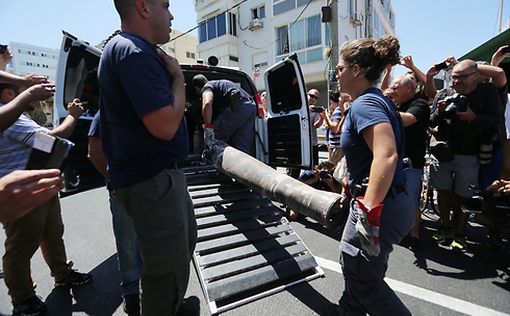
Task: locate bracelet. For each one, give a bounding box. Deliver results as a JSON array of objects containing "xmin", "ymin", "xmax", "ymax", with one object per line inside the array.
[{"xmin": 202, "ymin": 123, "xmax": 214, "ymax": 128}]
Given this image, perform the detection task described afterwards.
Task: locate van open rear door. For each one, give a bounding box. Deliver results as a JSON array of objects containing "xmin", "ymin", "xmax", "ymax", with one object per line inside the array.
[
  {"xmin": 54, "ymin": 31, "xmax": 104, "ymax": 196},
  {"xmin": 259, "ymin": 54, "xmax": 312, "ymax": 169}
]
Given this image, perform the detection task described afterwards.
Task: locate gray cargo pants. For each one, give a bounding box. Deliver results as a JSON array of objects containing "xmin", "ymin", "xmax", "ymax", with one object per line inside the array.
[
  {"xmin": 116, "ymin": 169, "xmax": 197, "ymax": 316},
  {"xmin": 338, "ymin": 190, "xmax": 414, "ymax": 316}
]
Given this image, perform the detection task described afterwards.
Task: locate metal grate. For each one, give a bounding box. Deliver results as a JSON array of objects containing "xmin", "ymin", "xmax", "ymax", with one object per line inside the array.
[{"xmin": 183, "ymin": 165, "xmax": 324, "ymax": 315}]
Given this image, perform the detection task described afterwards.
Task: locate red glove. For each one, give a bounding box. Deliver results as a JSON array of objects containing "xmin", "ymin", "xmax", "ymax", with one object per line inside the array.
[{"xmin": 354, "ymin": 196, "xmax": 384, "ymax": 257}]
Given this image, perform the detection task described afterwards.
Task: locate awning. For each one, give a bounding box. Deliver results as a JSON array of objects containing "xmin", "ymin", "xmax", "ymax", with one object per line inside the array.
[{"xmin": 460, "ymin": 28, "xmax": 510, "ymax": 63}]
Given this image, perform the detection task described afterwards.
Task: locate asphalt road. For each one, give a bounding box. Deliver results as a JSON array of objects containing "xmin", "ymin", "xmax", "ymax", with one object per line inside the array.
[{"xmin": 0, "ymin": 185, "xmax": 509, "ymax": 315}]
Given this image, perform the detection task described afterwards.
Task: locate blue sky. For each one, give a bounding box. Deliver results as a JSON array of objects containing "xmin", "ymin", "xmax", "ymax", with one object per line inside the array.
[{"xmin": 0, "ymin": 0, "xmax": 508, "ymax": 77}]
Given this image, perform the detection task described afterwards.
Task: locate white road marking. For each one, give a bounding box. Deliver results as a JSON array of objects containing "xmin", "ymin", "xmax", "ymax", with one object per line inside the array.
[{"xmin": 315, "ymin": 256, "xmax": 510, "ymax": 316}]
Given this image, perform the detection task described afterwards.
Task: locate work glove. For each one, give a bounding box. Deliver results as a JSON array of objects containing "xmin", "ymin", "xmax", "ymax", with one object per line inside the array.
[
  {"xmin": 202, "ymin": 124, "xmax": 216, "ymax": 149},
  {"xmin": 354, "ymin": 196, "xmax": 384, "ymax": 257}
]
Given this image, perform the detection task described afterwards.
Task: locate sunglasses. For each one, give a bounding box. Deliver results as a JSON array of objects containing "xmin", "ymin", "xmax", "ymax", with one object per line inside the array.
[{"xmin": 308, "ymin": 94, "xmax": 318, "ymax": 100}]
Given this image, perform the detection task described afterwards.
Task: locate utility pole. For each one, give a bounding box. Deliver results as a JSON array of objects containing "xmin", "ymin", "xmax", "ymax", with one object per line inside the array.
[{"xmin": 327, "ymin": 0, "xmax": 339, "ymax": 99}]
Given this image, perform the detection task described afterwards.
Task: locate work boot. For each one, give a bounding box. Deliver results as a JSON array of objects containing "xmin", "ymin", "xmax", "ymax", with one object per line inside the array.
[
  {"xmin": 122, "ymin": 294, "xmax": 140, "ymax": 316},
  {"xmin": 12, "ymin": 295, "xmax": 47, "ymax": 316},
  {"xmin": 54, "ymin": 270, "xmax": 92, "ymax": 288}
]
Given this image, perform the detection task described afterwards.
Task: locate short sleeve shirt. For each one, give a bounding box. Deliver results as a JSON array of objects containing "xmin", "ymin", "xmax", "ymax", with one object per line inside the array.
[
  {"xmin": 340, "ymin": 88, "xmax": 405, "ymax": 187},
  {"xmin": 98, "ymin": 32, "xmax": 189, "ymax": 189},
  {"xmin": 0, "ymin": 108, "xmax": 48, "ymax": 177},
  {"xmin": 399, "ymin": 96, "xmax": 430, "ymax": 168},
  {"xmin": 328, "ymin": 107, "xmax": 343, "ymax": 148},
  {"xmin": 202, "ymin": 80, "xmax": 253, "ymax": 121}
]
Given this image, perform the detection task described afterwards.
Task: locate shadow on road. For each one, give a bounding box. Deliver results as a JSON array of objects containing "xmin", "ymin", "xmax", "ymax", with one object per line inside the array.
[
  {"xmin": 397, "ymin": 217, "xmax": 510, "ymax": 290},
  {"xmin": 45, "ymin": 254, "xmax": 122, "ymax": 315}
]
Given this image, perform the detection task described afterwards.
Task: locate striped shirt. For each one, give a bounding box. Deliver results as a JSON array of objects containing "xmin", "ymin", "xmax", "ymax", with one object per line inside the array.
[
  {"xmin": 0, "ymin": 108, "xmax": 48, "ymax": 178},
  {"xmin": 328, "ymin": 107, "xmax": 342, "ymax": 148}
]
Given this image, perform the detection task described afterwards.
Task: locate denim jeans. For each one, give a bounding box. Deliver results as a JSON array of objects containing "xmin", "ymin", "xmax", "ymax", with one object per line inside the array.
[{"xmin": 109, "ymin": 190, "xmax": 143, "ymax": 297}]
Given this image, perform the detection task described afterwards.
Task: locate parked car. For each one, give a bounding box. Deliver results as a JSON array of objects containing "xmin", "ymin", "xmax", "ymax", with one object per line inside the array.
[{"xmin": 54, "ymin": 31, "xmax": 313, "ymax": 196}]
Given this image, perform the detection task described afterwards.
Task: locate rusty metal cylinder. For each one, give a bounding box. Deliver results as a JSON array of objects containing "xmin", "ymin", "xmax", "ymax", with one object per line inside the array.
[{"xmin": 203, "ymin": 142, "xmax": 344, "ymax": 227}]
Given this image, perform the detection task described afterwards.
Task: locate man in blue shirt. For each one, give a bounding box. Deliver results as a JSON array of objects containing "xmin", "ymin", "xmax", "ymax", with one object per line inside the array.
[
  {"xmin": 99, "ymin": 1, "xmax": 197, "ymax": 314},
  {"xmin": 191, "ymin": 75, "xmax": 257, "ymax": 155}
]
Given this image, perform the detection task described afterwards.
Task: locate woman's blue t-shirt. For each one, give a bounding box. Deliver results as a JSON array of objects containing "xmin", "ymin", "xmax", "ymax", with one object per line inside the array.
[{"xmin": 340, "ymin": 87, "xmax": 406, "ymax": 188}]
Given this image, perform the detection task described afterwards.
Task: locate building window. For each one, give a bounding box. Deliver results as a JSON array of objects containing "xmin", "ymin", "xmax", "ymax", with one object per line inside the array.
[
  {"xmin": 186, "ymin": 51, "xmax": 196, "ymax": 59},
  {"xmin": 276, "ymin": 14, "xmax": 324, "ymax": 64},
  {"xmin": 229, "ymin": 12, "xmax": 237, "ymax": 37},
  {"xmin": 199, "ymin": 12, "xmax": 237, "ymax": 43},
  {"xmin": 276, "ymin": 25, "xmax": 289, "ymax": 55},
  {"xmin": 274, "ymin": 0, "xmax": 316, "ymax": 16},
  {"xmin": 254, "ymin": 61, "xmax": 268, "ymax": 69},
  {"xmin": 252, "ymin": 6, "xmax": 266, "ymax": 19},
  {"xmin": 229, "ymin": 55, "xmax": 239, "ymax": 62}
]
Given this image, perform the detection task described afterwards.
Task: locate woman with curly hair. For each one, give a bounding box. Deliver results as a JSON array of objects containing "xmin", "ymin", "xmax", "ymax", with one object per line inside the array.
[{"xmin": 328, "ymin": 35, "xmax": 414, "ymax": 315}]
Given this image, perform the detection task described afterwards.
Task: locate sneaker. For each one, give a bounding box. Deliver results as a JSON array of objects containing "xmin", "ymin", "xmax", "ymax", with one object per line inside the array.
[
  {"xmin": 450, "ymin": 235, "xmax": 467, "ymax": 252},
  {"xmin": 54, "ymin": 270, "xmax": 92, "ymax": 288},
  {"xmin": 12, "ymin": 295, "xmax": 47, "ymax": 316},
  {"xmin": 122, "ymin": 294, "xmax": 140, "ymax": 316},
  {"xmin": 432, "ymin": 228, "xmax": 454, "ymax": 244}
]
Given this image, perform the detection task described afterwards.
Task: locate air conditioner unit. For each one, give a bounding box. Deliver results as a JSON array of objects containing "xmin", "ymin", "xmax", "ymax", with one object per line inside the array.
[
  {"xmin": 249, "ymin": 18, "xmax": 264, "ymax": 31},
  {"xmin": 350, "ymin": 13, "xmax": 363, "ymax": 26}
]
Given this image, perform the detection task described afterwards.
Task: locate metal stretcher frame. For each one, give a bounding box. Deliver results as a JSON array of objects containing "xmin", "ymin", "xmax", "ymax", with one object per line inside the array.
[{"xmin": 184, "ymin": 165, "xmax": 324, "ymax": 315}]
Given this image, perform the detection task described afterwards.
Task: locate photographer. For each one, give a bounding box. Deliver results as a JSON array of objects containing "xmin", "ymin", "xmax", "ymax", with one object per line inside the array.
[
  {"xmin": 430, "ymin": 60, "xmax": 502, "ymax": 252},
  {"xmin": 287, "ymin": 161, "xmax": 342, "ymax": 220}
]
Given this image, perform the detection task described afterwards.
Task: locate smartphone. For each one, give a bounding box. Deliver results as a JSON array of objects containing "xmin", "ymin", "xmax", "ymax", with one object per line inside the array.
[
  {"xmin": 434, "ymin": 62, "xmax": 448, "ymax": 71},
  {"xmin": 502, "ymin": 46, "xmax": 510, "ymax": 54},
  {"xmin": 311, "ymin": 106, "xmax": 324, "ymax": 113},
  {"xmin": 26, "ymin": 132, "xmax": 74, "ymax": 170}
]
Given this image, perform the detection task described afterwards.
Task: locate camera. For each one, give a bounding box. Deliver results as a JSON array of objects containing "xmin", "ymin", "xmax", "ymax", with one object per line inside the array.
[
  {"xmin": 443, "ymin": 93, "xmax": 468, "ymax": 121},
  {"xmin": 319, "ymin": 170, "xmax": 330, "ymax": 179},
  {"xmin": 434, "ymin": 61, "xmax": 448, "ymax": 71},
  {"xmin": 311, "ymin": 106, "xmax": 324, "ymax": 113},
  {"xmin": 501, "ymin": 46, "xmax": 510, "ymax": 54}
]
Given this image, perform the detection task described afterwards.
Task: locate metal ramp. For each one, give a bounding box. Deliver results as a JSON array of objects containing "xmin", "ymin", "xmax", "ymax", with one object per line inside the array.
[{"xmin": 183, "ymin": 165, "xmax": 325, "ymax": 315}]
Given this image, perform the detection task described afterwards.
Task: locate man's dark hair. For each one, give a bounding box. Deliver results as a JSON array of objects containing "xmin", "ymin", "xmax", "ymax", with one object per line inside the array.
[
  {"xmin": 0, "ymin": 83, "xmax": 19, "ymax": 95},
  {"xmin": 113, "ymin": 0, "xmax": 138, "ymax": 19},
  {"xmin": 192, "ymin": 74, "xmax": 208, "ymax": 89},
  {"xmin": 0, "ymin": 45, "xmax": 7, "ymax": 54}
]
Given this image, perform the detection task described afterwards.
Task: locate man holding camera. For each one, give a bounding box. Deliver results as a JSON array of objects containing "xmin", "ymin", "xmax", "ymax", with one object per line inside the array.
[
  {"xmin": 430, "ymin": 60, "xmax": 502, "ymax": 251},
  {"xmin": 307, "ymin": 89, "xmax": 325, "ymax": 166}
]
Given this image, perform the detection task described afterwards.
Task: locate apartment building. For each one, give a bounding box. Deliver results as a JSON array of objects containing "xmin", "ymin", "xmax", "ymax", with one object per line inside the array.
[
  {"xmin": 162, "ymin": 29, "xmax": 199, "ymax": 64},
  {"xmin": 195, "ymin": 0, "xmax": 395, "ymax": 105},
  {"xmin": 6, "ymin": 41, "xmax": 59, "ymax": 81}
]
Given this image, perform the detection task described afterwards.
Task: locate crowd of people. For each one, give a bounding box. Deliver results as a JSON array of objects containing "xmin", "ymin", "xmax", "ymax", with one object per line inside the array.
[
  {"xmin": 265, "ymin": 35, "xmax": 508, "ymax": 316},
  {"xmin": 0, "ymin": 1, "xmax": 509, "ymax": 315}
]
